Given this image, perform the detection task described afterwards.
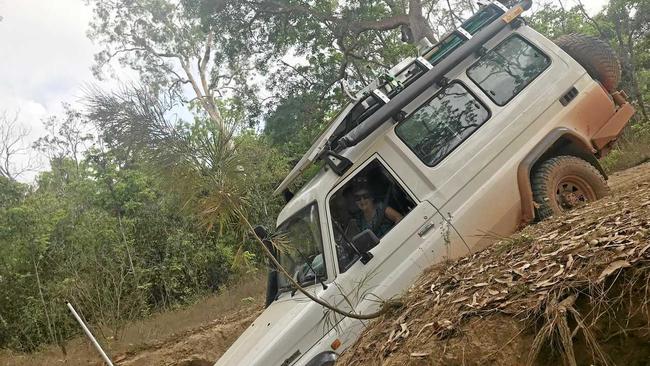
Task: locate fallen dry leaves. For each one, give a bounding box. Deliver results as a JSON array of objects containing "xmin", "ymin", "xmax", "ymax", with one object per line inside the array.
[{"xmin": 339, "ymin": 163, "xmax": 650, "ymax": 366}]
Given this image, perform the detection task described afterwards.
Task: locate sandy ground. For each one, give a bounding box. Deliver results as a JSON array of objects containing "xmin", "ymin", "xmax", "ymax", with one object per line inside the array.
[{"xmin": 115, "ymin": 308, "xmax": 263, "ymax": 366}]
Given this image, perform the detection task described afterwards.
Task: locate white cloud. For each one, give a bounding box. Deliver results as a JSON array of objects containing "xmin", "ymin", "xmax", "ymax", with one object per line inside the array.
[
  {"xmin": 0, "ymin": 0, "xmax": 139, "ymax": 182},
  {"xmin": 0, "ymin": 0, "xmax": 95, "ymax": 105},
  {"xmin": 0, "ymin": 0, "xmax": 98, "ymax": 181}
]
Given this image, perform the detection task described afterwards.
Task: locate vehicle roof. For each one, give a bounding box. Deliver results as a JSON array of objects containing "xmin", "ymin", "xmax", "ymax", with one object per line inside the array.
[{"xmin": 273, "ymin": 2, "xmax": 515, "ymax": 197}]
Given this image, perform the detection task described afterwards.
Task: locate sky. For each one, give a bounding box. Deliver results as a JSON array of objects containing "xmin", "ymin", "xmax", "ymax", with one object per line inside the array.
[
  {"xmin": 0, "ymin": 0, "xmax": 113, "ymax": 181},
  {"xmin": 0, "ymin": 0, "xmax": 610, "ymax": 182}
]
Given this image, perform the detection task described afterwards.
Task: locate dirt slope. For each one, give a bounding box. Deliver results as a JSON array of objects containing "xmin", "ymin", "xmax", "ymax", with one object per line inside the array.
[
  {"xmin": 111, "ymin": 307, "xmax": 262, "ymax": 366},
  {"xmin": 338, "ymin": 162, "xmax": 650, "ymax": 366}
]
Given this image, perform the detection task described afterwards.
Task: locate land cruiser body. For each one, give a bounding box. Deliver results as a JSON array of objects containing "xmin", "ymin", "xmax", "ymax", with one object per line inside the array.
[{"xmin": 215, "ymin": 1, "xmax": 635, "ymax": 365}]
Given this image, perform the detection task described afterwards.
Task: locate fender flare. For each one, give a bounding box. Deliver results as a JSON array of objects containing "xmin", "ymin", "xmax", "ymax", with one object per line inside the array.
[{"xmin": 517, "ymin": 128, "xmax": 601, "ymax": 224}]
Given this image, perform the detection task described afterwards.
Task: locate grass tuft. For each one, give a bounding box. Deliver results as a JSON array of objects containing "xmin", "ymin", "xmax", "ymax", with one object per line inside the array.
[{"xmin": 602, "ymin": 122, "xmax": 650, "ymax": 172}]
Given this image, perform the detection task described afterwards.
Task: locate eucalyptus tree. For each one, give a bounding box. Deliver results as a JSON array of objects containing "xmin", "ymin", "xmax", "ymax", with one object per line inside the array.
[
  {"xmin": 225, "ymin": 0, "xmax": 480, "ymax": 95},
  {"xmin": 0, "ymin": 111, "xmax": 35, "ymax": 180},
  {"xmin": 33, "ymin": 103, "xmax": 95, "ymax": 176},
  {"xmin": 212, "ymin": 0, "xmax": 481, "ymax": 154},
  {"xmin": 87, "ymin": 0, "xmax": 481, "ymax": 145},
  {"xmin": 87, "ymin": 0, "xmax": 261, "ymax": 139}
]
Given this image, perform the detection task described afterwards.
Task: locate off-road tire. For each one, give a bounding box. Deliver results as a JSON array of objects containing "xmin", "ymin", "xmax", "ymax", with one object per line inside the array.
[
  {"xmin": 532, "ymin": 156, "xmax": 610, "ymax": 220},
  {"xmin": 554, "ymin": 33, "xmax": 621, "ymax": 93}
]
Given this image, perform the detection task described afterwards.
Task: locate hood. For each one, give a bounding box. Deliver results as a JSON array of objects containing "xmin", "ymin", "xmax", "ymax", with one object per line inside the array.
[{"xmin": 215, "ymin": 287, "xmax": 332, "ymax": 366}]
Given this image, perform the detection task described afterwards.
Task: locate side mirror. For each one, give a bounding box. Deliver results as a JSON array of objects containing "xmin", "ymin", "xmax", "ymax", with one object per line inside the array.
[
  {"xmin": 322, "ymin": 151, "xmax": 353, "ymax": 176},
  {"xmin": 351, "ymin": 229, "xmax": 379, "ymax": 264},
  {"xmin": 351, "ymin": 229, "xmax": 380, "ymax": 252},
  {"xmin": 254, "ymin": 225, "xmax": 277, "ymax": 259},
  {"xmin": 254, "ymin": 225, "xmax": 279, "ymax": 307}
]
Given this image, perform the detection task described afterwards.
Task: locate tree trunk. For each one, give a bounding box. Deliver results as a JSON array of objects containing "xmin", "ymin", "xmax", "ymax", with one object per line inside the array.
[
  {"xmin": 407, "ymin": 0, "xmax": 437, "ymax": 43},
  {"xmin": 626, "ymin": 44, "xmax": 648, "ymax": 121}
]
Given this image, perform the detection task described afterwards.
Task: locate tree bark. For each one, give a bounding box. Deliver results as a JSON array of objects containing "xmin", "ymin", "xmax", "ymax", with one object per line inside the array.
[
  {"xmin": 180, "ymin": 59, "xmax": 226, "ymax": 132},
  {"xmin": 406, "ymin": 0, "xmax": 438, "ymax": 43}
]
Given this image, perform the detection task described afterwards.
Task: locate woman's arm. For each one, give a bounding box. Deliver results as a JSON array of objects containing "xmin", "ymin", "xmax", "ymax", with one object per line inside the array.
[{"xmin": 384, "ymin": 206, "xmax": 404, "ymax": 223}]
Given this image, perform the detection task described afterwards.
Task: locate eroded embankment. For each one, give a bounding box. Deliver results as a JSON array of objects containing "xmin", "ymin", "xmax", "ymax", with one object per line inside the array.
[{"xmin": 338, "ymin": 163, "xmax": 650, "ymax": 366}]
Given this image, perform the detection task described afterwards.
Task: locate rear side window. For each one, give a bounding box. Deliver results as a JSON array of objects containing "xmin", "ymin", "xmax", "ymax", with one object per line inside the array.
[
  {"xmin": 395, "ymin": 82, "xmax": 490, "ymax": 167},
  {"xmin": 467, "ymin": 36, "xmax": 551, "ymax": 106}
]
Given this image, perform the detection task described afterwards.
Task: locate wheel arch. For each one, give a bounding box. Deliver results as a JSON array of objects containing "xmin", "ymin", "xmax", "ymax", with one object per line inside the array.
[{"xmin": 517, "ymin": 128, "xmax": 605, "ymax": 224}]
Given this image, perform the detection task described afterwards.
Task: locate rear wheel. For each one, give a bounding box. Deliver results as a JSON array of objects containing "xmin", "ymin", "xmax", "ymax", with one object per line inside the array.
[{"xmin": 532, "ymin": 156, "xmax": 609, "ymax": 220}]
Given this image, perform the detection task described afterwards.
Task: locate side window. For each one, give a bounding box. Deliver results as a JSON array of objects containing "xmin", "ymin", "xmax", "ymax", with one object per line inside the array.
[
  {"xmin": 395, "ymin": 82, "xmax": 490, "ymax": 167},
  {"xmin": 467, "ymin": 35, "xmax": 551, "ymax": 106},
  {"xmin": 329, "ymin": 160, "xmax": 415, "ymax": 273}
]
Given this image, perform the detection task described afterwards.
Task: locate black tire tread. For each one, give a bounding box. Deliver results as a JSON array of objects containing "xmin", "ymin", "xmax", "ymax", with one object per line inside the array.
[
  {"xmin": 532, "ymin": 155, "xmax": 610, "ymax": 220},
  {"xmin": 554, "ymin": 33, "xmax": 621, "ymax": 92}
]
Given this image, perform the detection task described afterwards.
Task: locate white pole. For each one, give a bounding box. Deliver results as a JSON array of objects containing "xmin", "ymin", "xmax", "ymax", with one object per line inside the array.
[{"xmin": 66, "ymin": 302, "xmax": 115, "ymax": 366}]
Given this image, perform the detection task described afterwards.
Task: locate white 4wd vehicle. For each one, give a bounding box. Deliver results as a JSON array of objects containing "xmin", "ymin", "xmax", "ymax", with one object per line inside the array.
[{"xmin": 216, "ymin": 1, "xmax": 635, "ymax": 365}]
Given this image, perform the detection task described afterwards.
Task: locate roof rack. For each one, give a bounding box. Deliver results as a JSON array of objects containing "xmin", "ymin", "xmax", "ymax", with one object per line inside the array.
[
  {"xmin": 328, "ymin": 1, "xmax": 512, "ymax": 145},
  {"xmin": 273, "ymin": 0, "xmax": 533, "ymax": 196},
  {"xmin": 334, "ymin": 0, "xmax": 531, "ymax": 151}
]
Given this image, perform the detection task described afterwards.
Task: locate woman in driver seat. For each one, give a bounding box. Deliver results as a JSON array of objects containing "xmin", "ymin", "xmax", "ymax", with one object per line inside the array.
[{"xmin": 353, "ymin": 187, "xmax": 403, "ymax": 237}]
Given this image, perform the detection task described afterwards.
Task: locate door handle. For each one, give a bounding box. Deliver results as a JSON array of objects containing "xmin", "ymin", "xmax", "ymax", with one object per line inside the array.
[
  {"xmin": 559, "ymin": 86, "xmax": 579, "ymax": 106},
  {"xmin": 418, "ymin": 221, "xmax": 436, "ymax": 237}
]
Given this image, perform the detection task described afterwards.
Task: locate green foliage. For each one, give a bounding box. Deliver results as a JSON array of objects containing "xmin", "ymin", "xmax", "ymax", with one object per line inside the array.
[
  {"xmin": 528, "ymin": 4, "xmax": 596, "ymax": 38},
  {"xmin": 0, "ymin": 155, "xmax": 242, "ymax": 350},
  {"xmin": 259, "ymin": 0, "xmax": 509, "ymax": 158},
  {"xmin": 0, "ymin": 176, "xmax": 27, "ymax": 209},
  {"xmin": 233, "ymin": 131, "xmax": 291, "ymax": 227},
  {"xmin": 264, "ymin": 91, "xmax": 329, "ymax": 158},
  {"xmin": 0, "ymin": 120, "xmax": 256, "ymax": 351}
]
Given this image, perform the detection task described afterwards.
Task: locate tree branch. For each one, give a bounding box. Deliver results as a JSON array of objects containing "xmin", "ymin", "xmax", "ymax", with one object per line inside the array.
[{"xmin": 575, "ymin": 0, "xmax": 606, "ymax": 39}]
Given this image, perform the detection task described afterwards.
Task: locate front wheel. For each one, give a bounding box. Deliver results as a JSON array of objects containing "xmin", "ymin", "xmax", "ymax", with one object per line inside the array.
[{"xmin": 532, "ymin": 155, "xmax": 610, "ymax": 220}]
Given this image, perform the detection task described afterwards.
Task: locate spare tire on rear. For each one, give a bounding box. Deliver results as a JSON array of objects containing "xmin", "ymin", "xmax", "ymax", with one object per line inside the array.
[{"xmin": 554, "ymin": 33, "xmax": 621, "ymax": 93}]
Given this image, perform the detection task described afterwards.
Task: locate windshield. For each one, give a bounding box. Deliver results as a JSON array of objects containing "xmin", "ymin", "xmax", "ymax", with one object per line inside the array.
[{"xmin": 275, "ymin": 203, "xmax": 326, "ymax": 291}]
